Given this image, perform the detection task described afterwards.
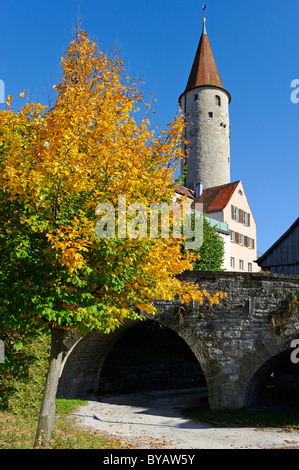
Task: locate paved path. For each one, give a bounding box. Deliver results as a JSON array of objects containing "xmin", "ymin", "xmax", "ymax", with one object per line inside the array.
[{"xmin": 71, "ymin": 388, "xmax": 299, "ymax": 449}]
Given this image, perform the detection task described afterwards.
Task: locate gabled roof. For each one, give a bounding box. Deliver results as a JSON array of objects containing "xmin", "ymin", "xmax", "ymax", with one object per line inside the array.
[
  {"xmin": 192, "ymin": 181, "xmax": 240, "ymax": 213},
  {"xmin": 257, "ymin": 218, "xmax": 299, "ymax": 265}
]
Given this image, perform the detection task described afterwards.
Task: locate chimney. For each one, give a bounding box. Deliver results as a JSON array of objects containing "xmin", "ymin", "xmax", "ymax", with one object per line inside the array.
[{"xmin": 195, "ymin": 183, "xmax": 203, "ymax": 199}]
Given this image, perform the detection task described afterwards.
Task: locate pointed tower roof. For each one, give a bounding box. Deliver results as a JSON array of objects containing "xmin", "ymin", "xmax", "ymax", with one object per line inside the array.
[{"xmin": 179, "ymin": 18, "xmax": 231, "ymax": 102}]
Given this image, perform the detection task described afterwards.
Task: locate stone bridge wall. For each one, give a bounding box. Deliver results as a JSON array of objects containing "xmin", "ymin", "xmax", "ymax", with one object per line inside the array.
[{"xmin": 58, "ymin": 271, "xmax": 299, "ymax": 410}]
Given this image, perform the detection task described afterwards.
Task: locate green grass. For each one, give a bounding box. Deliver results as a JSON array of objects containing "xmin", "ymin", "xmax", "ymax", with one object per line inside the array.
[
  {"xmin": 181, "ymin": 387, "xmax": 299, "ymax": 432},
  {"xmin": 183, "ymin": 405, "xmax": 299, "ymax": 431},
  {"xmin": 0, "ymin": 398, "xmax": 136, "ymax": 449}
]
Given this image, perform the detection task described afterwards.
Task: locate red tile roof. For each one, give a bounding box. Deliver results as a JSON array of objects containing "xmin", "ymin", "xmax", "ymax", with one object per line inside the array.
[
  {"xmin": 185, "ymin": 27, "xmax": 223, "ymax": 92},
  {"xmin": 179, "ymin": 20, "xmax": 231, "ymax": 104},
  {"xmin": 192, "ymin": 181, "xmax": 240, "ymax": 213}
]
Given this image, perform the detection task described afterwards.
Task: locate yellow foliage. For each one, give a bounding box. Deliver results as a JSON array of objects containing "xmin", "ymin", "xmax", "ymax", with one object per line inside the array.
[{"xmin": 0, "ymin": 29, "xmax": 225, "ymax": 330}]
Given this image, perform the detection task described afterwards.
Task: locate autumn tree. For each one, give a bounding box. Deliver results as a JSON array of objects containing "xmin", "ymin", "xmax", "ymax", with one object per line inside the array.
[{"xmin": 0, "ymin": 30, "xmax": 224, "ymax": 447}]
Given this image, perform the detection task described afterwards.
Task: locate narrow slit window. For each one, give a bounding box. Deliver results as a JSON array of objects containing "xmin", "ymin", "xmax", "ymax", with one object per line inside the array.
[
  {"xmin": 208, "ymin": 112, "xmax": 213, "ymax": 118},
  {"xmin": 215, "ymin": 95, "xmax": 221, "ymax": 106}
]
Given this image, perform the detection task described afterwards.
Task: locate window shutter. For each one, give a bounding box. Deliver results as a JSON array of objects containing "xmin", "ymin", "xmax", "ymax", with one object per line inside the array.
[
  {"xmin": 235, "ymin": 232, "xmax": 239, "ymax": 243},
  {"xmin": 239, "ymin": 209, "xmax": 243, "ymax": 224},
  {"xmin": 252, "ymin": 239, "xmax": 255, "ymax": 249},
  {"xmin": 247, "ymin": 213, "xmax": 251, "ymax": 227},
  {"xmin": 244, "ymin": 236, "xmax": 248, "ymax": 247},
  {"xmin": 231, "ymin": 205, "xmax": 234, "ymax": 219}
]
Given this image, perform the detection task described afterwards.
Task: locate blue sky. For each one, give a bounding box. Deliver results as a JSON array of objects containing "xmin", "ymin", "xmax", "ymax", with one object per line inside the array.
[{"xmin": 1, "ymin": 0, "xmax": 298, "ymax": 255}]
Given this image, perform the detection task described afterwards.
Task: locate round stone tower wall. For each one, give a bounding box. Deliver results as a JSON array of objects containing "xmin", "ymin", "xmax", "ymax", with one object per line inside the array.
[{"xmin": 180, "ymin": 86, "xmax": 231, "ymax": 190}]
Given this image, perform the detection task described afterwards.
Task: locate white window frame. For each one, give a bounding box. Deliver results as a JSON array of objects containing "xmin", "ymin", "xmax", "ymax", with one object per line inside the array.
[
  {"xmin": 239, "ymin": 259, "xmax": 244, "ymax": 271},
  {"xmin": 248, "ymin": 262, "xmax": 252, "ymax": 272},
  {"xmin": 230, "ymin": 257, "xmax": 235, "ymax": 268}
]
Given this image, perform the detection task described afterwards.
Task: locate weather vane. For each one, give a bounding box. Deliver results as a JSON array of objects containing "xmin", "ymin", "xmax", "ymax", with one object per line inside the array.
[{"xmin": 202, "ymin": 4, "xmax": 207, "ymax": 22}]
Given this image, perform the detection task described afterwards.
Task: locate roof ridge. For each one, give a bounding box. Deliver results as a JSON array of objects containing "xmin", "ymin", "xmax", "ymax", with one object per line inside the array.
[
  {"xmin": 257, "ymin": 218, "xmax": 299, "ymax": 262},
  {"xmin": 192, "ymin": 181, "xmax": 240, "ymax": 212}
]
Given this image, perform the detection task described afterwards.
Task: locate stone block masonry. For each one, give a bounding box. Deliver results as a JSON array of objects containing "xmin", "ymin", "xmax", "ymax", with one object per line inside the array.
[{"xmin": 181, "ymin": 87, "xmax": 230, "ymax": 191}]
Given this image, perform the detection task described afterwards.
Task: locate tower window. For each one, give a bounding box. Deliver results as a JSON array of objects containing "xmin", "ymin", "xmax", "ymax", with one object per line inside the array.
[
  {"xmin": 215, "ymin": 95, "xmax": 221, "ymax": 106},
  {"xmin": 194, "ymin": 94, "xmax": 199, "ymax": 101},
  {"xmin": 208, "ymin": 112, "xmax": 213, "ymax": 118}
]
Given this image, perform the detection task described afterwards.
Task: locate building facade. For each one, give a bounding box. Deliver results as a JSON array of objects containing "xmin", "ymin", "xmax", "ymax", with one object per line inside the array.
[{"xmin": 257, "ymin": 218, "xmax": 299, "ymax": 275}]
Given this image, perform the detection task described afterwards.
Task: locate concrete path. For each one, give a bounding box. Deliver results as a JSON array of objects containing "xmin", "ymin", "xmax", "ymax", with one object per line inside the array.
[{"xmin": 71, "ymin": 388, "xmax": 299, "ymax": 449}]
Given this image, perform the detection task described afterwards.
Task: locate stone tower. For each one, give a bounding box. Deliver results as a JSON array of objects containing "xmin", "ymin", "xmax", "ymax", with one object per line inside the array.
[{"xmin": 179, "ymin": 18, "xmax": 231, "ymax": 192}]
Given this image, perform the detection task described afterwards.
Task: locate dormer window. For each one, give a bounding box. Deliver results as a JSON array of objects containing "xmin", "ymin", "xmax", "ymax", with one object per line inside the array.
[{"xmin": 215, "ymin": 95, "xmax": 221, "ymax": 106}]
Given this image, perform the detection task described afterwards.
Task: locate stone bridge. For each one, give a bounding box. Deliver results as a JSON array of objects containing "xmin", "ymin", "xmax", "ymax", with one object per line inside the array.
[{"xmin": 57, "ymin": 271, "xmax": 299, "ymax": 410}]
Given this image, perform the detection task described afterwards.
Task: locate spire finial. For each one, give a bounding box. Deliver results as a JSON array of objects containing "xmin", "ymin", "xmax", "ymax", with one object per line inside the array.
[{"xmin": 202, "ymin": 5, "xmax": 207, "ymax": 34}]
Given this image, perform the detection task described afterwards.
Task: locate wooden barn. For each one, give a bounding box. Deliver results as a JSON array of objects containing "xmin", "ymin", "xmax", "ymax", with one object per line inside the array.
[{"xmin": 257, "ymin": 218, "xmax": 299, "ymax": 275}]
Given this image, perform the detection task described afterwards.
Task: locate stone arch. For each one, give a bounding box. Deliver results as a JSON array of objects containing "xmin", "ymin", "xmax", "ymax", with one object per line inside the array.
[
  {"xmin": 205, "ymin": 327, "xmax": 299, "ymax": 410},
  {"xmin": 98, "ymin": 320, "xmax": 206, "ymax": 394},
  {"xmin": 243, "ymin": 338, "xmax": 299, "ymax": 409},
  {"xmin": 58, "ymin": 320, "xmax": 139, "ymax": 398},
  {"xmin": 57, "ymin": 314, "xmax": 209, "ymax": 401}
]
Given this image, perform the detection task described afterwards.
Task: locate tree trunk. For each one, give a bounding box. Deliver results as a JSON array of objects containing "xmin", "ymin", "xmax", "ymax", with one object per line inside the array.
[{"xmin": 33, "ymin": 326, "xmax": 66, "ymax": 448}]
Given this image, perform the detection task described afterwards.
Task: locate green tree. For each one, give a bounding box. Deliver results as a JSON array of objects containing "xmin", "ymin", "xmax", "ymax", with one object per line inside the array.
[{"xmin": 193, "ymin": 217, "xmax": 225, "ymax": 271}]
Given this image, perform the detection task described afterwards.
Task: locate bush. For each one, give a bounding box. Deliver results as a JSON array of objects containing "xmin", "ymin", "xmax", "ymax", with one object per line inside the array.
[{"xmin": 6, "ymin": 332, "xmax": 50, "ymax": 418}]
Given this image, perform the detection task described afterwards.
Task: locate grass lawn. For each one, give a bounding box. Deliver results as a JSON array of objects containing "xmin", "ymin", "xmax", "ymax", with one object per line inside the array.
[
  {"xmin": 183, "ymin": 407, "xmax": 299, "ymax": 430},
  {"xmin": 0, "ymin": 398, "xmax": 136, "ymax": 449},
  {"xmin": 182, "ymin": 395, "xmax": 299, "ymax": 431}
]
